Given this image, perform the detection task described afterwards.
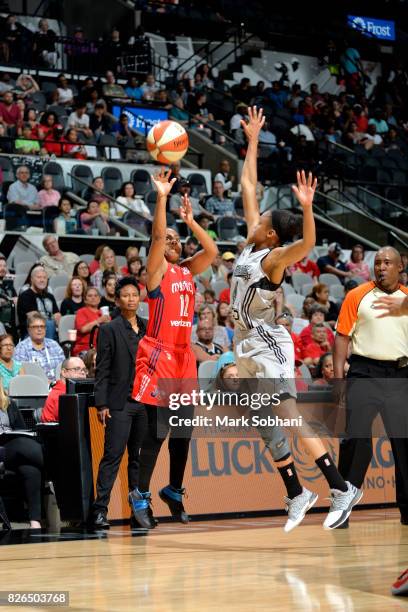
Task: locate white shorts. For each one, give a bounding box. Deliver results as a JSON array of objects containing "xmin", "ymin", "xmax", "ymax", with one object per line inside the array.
[{"xmin": 234, "ymin": 325, "xmax": 296, "ymax": 399}]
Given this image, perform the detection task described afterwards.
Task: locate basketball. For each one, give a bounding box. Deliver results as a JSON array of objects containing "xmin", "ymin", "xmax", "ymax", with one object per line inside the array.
[{"xmin": 146, "ymin": 120, "xmax": 189, "ymax": 164}]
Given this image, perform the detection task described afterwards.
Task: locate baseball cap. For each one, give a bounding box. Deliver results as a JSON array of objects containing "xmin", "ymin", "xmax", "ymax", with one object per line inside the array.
[
  {"xmin": 179, "ymin": 179, "xmax": 191, "ymax": 188},
  {"xmin": 328, "ymin": 242, "xmax": 342, "ymax": 255},
  {"xmin": 222, "ymin": 252, "xmax": 236, "ymax": 261}
]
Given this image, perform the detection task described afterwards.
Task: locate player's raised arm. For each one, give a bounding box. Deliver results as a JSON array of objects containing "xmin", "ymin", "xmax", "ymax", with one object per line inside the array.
[
  {"xmin": 263, "ymin": 170, "xmax": 317, "ymax": 277},
  {"xmin": 240, "ymin": 106, "xmax": 265, "ymax": 237},
  {"xmin": 146, "ymin": 168, "xmax": 176, "ymax": 291},
  {"xmin": 179, "ymin": 194, "xmax": 218, "ymax": 275}
]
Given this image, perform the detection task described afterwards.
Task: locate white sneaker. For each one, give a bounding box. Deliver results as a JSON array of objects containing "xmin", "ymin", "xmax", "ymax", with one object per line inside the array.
[
  {"xmin": 323, "ymin": 481, "xmax": 363, "ymax": 530},
  {"xmin": 284, "ymin": 488, "xmax": 318, "ymax": 533}
]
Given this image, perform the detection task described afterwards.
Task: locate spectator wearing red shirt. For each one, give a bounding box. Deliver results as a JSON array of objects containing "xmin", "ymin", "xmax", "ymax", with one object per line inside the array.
[
  {"xmin": 300, "ymin": 305, "xmax": 335, "ymax": 348},
  {"xmin": 302, "ymin": 323, "xmax": 332, "ymax": 365},
  {"xmin": 275, "ymin": 313, "xmax": 303, "ymax": 364},
  {"xmin": 120, "ymin": 246, "xmax": 140, "ymax": 275},
  {"xmin": 72, "ymin": 286, "xmax": 110, "ymax": 356},
  {"xmin": 352, "ymin": 104, "xmax": 368, "ymax": 133},
  {"xmin": 219, "ymin": 271, "xmax": 232, "ymax": 304},
  {"xmin": 0, "ymin": 91, "xmax": 21, "ymax": 127},
  {"xmin": 41, "ymin": 357, "xmax": 87, "ymax": 422},
  {"xmin": 290, "ymin": 256, "xmax": 320, "ymax": 280},
  {"xmin": 311, "ymin": 352, "xmax": 334, "ymax": 387},
  {"xmin": 43, "ymin": 126, "xmax": 66, "ymax": 156}
]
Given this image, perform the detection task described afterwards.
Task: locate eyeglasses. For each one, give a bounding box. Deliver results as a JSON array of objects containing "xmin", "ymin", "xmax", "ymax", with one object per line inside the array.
[
  {"xmin": 166, "ymin": 236, "xmax": 181, "ymax": 244},
  {"xmin": 29, "ymin": 325, "xmax": 46, "ymax": 329},
  {"xmin": 64, "ymin": 367, "xmax": 88, "ymax": 375},
  {"xmin": 0, "ymin": 343, "xmax": 14, "ymax": 348}
]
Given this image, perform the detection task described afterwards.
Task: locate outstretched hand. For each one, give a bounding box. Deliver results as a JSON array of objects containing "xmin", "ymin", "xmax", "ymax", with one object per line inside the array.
[
  {"xmin": 291, "ymin": 170, "xmax": 317, "ymax": 208},
  {"xmin": 151, "ymin": 168, "xmax": 176, "ymax": 197},
  {"xmin": 240, "ymin": 106, "xmax": 265, "ymax": 141},
  {"xmin": 373, "ymin": 295, "xmax": 408, "ymax": 318},
  {"xmin": 180, "ymin": 193, "xmax": 194, "ymax": 226}
]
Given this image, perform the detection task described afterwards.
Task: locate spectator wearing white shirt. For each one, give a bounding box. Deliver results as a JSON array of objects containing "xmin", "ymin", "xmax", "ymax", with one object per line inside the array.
[
  {"xmin": 67, "ymin": 103, "xmax": 92, "ymax": 138},
  {"xmin": 141, "ymin": 74, "xmax": 159, "ymax": 101},
  {"xmin": 230, "ymin": 103, "xmax": 248, "ymax": 134},
  {"xmin": 290, "ymin": 122, "xmax": 315, "ymax": 142},
  {"xmin": 7, "ymin": 166, "xmax": 38, "ymax": 207},
  {"xmin": 169, "ymin": 180, "xmax": 210, "ymax": 219},
  {"xmin": 361, "ymin": 124, "xmax": 383, "ymax": 150},
  {"xmin": 56, "ymin": 74, "xmax": 74, "ymax": 107},
  {"xmin": 258, "ymin": 123, "xmax": 278, "ymax": 156},
  {"xmin": 115, "ymin": 182, "xmax": 152, "ymax": 219},
  {"xmin": 214, "ymin": 159, "xmax": 235, "ymax": 192}
]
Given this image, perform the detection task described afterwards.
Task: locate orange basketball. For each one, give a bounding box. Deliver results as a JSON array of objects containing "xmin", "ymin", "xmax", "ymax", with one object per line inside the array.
[{"xmin": 146, "ymin": 120, "xmax": 189, "ymax": 164}]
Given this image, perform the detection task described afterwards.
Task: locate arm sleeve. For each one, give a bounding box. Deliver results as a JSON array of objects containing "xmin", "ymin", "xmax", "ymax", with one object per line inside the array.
[
  {"xmin": 75, "ymin": 308, "xmax": 89, "ymax": 331},
  {"xmin": 94, "ymin": 325, "xmax": 112, "ymax": 408},
  {"xmin": 41, "ymin": 391, "xmax": 60, "ymax": 423}
]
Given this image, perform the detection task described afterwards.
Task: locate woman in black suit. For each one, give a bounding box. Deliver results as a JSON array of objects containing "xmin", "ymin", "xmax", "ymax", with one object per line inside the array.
[
  {"xmin": 92, "ymin": 276, "xmax": 147, "ymax": 528},
  {"xmin": 0, "ymin": 379, "xmax": 44, "ymax": 528}
]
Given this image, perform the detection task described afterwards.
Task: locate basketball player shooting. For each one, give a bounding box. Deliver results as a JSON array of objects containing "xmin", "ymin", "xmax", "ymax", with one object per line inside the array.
[
  {"xmin": 232, "ymin": 106, "xmax": 363, "ymax": 529},
  {"xmin": 130, "ymin": 168, "xmax": 218, "ymax": 528}
]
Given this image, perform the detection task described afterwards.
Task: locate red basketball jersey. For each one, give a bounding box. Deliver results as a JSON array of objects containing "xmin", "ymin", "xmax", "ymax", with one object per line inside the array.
[{"xmin": 146, "ymin": 262, "xmax": 195, "ymax": 345}]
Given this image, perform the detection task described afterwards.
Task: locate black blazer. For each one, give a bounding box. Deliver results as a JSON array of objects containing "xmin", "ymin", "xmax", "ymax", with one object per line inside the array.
[
  {"xmin": 94, "ymin": 315, "xmax": 145, "ymax": 411},
  {"xmin": 7, "ymin": 400, "xmax": 26, "ymax": 430}
]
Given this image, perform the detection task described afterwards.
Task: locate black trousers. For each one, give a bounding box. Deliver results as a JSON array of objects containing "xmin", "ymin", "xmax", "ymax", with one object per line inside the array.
[
  {"xmin": 338, "ymin": 356, "xmax": 408, "ymax": 517},
  {"xmin": 3, "ymin": 436, "xmax": 44, "ymax": 521},
  {"xmin": 93, "ymin": 402, "xmax": 147, "ymax": 515},
  {"xmin": 138, "ymin": 405, "xmax": 194, "ymax": 493}
]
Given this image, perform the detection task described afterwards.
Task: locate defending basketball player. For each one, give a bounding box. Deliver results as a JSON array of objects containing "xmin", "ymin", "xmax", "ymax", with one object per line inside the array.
[
  {"xmin": 130, "ymin": 168, "xmax": 218, "ymax": 528},
  {"xmin": 232, "ymin": 106, "xmax": 362, "ymax": 529}
]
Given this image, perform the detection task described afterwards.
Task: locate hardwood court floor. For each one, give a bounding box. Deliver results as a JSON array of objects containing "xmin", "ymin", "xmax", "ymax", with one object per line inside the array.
[{"xmin": 1, "ymin": 509, "xmax": 408, "ymax": 611}]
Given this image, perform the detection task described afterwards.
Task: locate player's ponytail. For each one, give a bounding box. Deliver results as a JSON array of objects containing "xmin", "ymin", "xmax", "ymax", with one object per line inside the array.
[{"xmin": 271, "ymin": 210, "xmax": 302, "ymax": 244}]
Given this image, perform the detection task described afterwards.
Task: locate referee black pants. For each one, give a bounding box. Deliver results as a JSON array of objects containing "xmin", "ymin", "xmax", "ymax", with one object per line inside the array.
[{"xmin": 338, "ymin": 356, "xmax": 408, "ymax": 518}]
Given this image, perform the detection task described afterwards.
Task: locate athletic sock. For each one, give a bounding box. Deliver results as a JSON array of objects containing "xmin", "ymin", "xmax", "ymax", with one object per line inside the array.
[
  {"xmin": 315, "ymin": 453, "xmax": 348, "ymax": 492},
  {"xmin": 277, "ymin": 462, "xmax": 303, "ymax": 499}
]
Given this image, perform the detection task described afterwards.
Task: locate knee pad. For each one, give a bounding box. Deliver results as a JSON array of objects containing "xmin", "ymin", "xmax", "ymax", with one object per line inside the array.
[{"xmin": 264, "ymin": 434, "xmax": 291, "ymax": 462}]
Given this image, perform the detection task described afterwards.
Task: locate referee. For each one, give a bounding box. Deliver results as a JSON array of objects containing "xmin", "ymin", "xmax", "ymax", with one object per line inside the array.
[{"xmin": 334, "ymin": 246, "xmax": 408, "ymax": 526}]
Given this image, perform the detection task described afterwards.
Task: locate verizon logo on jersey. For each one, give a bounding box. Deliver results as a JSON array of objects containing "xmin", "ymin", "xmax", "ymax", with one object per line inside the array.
[
  {"xmin": 171, "ymin": 280, "xmax": 194, "ymax": 293},
  {"xmin": 170, "ymin": 320, "xmax": 192, "ymax": 327}
]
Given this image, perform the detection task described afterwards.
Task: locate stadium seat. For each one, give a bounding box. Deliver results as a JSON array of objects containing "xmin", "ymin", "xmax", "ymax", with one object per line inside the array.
[
  {"xmin": 43, "ymin": 161, "xmax": 65, "ymax": 191},
  {"xmin": 299, "ymin": 364, "xmax": 312, "ymax": 380},
  {"xmin": 53, "ymin": 286, "xmax": 66, "ymax": 306},
  {"xmin": 43, "ymin": 206, "xmax": 60, "ymax": 232},
  {"xmin": 100, "ymin": 134, "xmax": 121, "ymax": 160},
  {"xmin": 144, "ymin": 190, "xmax": 157, "ymax": 215},
  {"xmin": 187, "ymin": 173, "xmax": 208, "ymax": 198},
  {"xmin": 0, "ymin": 157, "xmax": 15, "ymax": 182},
  {"xmin": 131, "ymin": 169, "xmax": 152, "ymax": 196},
  {"xmin": 116, "ymin": 255, "xmax": 127, "ymax": 268},
  {"xmin": 9, "ymin": 374, "xmax": 49, "ymax": 396},
  {"xmin": 292, "ymin": 271, "xmax": 311, "ymax": 293},
  {"xmin": 212, "ymin": 280, "xmax": 228, "ymax": 298},
  {"xmin": 198, "ymin": 360, "xmax": 217, "ymax": 390},
  {"xmin": 300, "ymin": 282, "xmax": 314, "ymax": 296},
  {"xmin": 137, "ymin": 302, "xmax": 149, "ymax": 319},
  {"xmin": 292, "ymin": 317, "xmax": 308, "ymax": 334},
  {"xmin": 4, "ymin": 204, "xmax": 27, "ymax": 231},
  {"xmin": 13, "ymin": 274, "xmax": 27, "ymax": 295},
  {"xmin": 30, "ymin": 91, "xmax": 47, "ymax": 111},
  {"xmin": 101, "ymin": 166, "xmax": 123, "ymax": 195},
  {"xmin": 80, "ymin": 254, "xmax": 95, "ymax": 264},
  {"xmin": 58, "ymin": 315, "xmax": 76, "ymax": 343},
  {"xmin": 330, "ymin": 285, "xmax": 345, "ymax": 301},
  {"xmin": 49, "ymin": 273, "xmax": 69, "ymax": 291},
  {"xmin": 319, "ymin": 273, "xmax": 342, "ymax": 287},
  {"xmin": 70, "ymin": 165, "xmax": 94, "ymax": 194},
  {"xmin": 15, "ymin": 261, "xmax": 34, "ymax": 275},
  {"xmin": 285, "ymin": 293, "xmax": 305, "ymax": 315},
  {"xmin": 281, "ymin": 282, "xmax": 296, "ymax": 296},
  {"xmin": 216, "ymin": 217, "xmax": 239, "ymax": 240},
  {"xmin": 21, "ymin": 362, "xmax": 48, "ymax": 383},
  {"xmin": 233, "ymin": 196, "xmax": 244, "ymax": 217}
]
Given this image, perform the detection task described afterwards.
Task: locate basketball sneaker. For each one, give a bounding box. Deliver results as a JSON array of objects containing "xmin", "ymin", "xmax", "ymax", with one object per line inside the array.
[
  {"xmin": 128, "ymin": 489, "xmax": 156, "ymax": 529},
  {"xmin": 284, "ymin": 488, "xmax": 318, "ymax": 532},
  {"xmin": 392, "ymin": 569, "xmax": 408, "ymax": 596},
  {"xmin": 323, "ymin": 482, "xmax": 363, "ymax": 529},
  {"xmin": 159, "ymin": 485, "xmax": 189, "ymax": 524}
]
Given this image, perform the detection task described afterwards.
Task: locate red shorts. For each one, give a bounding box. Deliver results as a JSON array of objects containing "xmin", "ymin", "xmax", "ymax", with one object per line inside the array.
[{"xmin": 132, "ymin": 336, "xmax": 197, "ymax": 406}]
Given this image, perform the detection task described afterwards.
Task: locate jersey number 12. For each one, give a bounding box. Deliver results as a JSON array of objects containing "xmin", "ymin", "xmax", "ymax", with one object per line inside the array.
[{"xmin": 179, "ymin": 294, "xmax": 189, "ymax": 317}]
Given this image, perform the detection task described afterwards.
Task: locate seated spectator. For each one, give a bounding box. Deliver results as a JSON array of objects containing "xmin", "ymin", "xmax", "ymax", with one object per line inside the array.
[
  {"xmin": 42, "ymin": 125, "xmax": 66, "ymax": 157},
  {"xmin": 0, "ymin": 378, "xmax": 44, "ymax": 529},
  {"xmin": 169, "ymin": 97, "xmax": 189, "ymax": 125},
  {"xmin": 116, "ymin": 182, "xmax": 151, "ymax": 219},
  {"xmin": 168, "ymin": 161, "xmax": 183, "ymax": 194},
  {"xmin": 0, "ymin": 254, "xmax": 16, "ymax": 306},
  {"xmin": 112, "ymin": 113, "xmax": 138, "ymax": 146},
  {"xmin": 155, "ymin": 89, "xmax": 172, "ymax": 109},
  {"xmin": 14, "ymin": 123, "xmax": 41, "ymax": 155},
  {"xmin": 38, "ymin": 111, "xmax": 62, "ymax": 140},
  {"xmin": 205, "ymin": 181, "xmax": 236, "ymax": 218},
  {"xmin": 192, "ymin": 319, "xmax": 225, "ymax": 365},
  {"xmin": 17, "ymin": 265, "xmax": 61, "ymax": 339},
  {"xmin": 89, "ymin": 101, "xmax": 112, "ymax": 136},
  {"xmin": 299, "ymin": 304, "xmax": 335, "ymax": 349},
  {"xmin": 216, "ymin": 301, "xmax": 234, "ymax": 346},
  {"xmin": 84, "ymin": 177, "xmax": 110, "ymax": 215},
  {"xmin": 84, "ymin": 347, "xmax": 97, "ymax": 378},
  {"xmin": 33, "ymin": 18, "xmax": 57, "ymax": 68},
  {"xmin": 310, "ymin": 283, "xmax": 339, "ymax": 327},
  {"xmin": 40, "ymin": 235, "xmax": 79, "ymax": 277},
  {"xmin": 37, "ymin": 175, "xmax": 61, "ymax": 209},
  {"xmin": 73, "ymin": 260, "xmax": 91, "ymax": 286},
  {"xmin": 141, "ymin": 73, "xmax": 159, "ymax": 101},
  {"xmin": 188, "ymin": 92, "xmax": 215, "ymax": 130},
  {"xmin": 218, "ymin": 271, "xmax": 232, "ymax": 304},
  {"xmin": 302, "ymin": 323, "xmax": 333, "ymax": 366},
  {"xmin": 0, "ymin": 91, "xmax": 21, "ymax": 128},
  {"xmin": 368, "ymin": 108, "xmax": 389, "ymax": 135},
  {"xmin": 24, "ymin": 108, "xmax": 41, "ymax": 137},
  {"xmin": 0, "ymin": 72, "xmax": 15, "ymax": 94},
  {"xmin": 346, "ymin": 244, "xmax": 370, "ymax": 281},
  {"xmin": 290, "ymin": 255, "xmax": 319, "ymax": 280},
  {"xmin": 275, "ymin": 313, "xmax": 303, "ymax": 364},
  {"xmin": 56, "ymin": 74, "xmax": 74, "ymax": 107},
  {"xmin": 266, "ymin": 80, "xmax": 288, "ymax": 109},
  {"xmin": 312, "ymin": 352, "xmax": 334, "ymax": 387},
  {"xmin": 196, "ymin": 63, "xmax": 214, "ymax": 89},
  {"xmin": 204, "ymin": 289, "xmax": 216, "ymax": 305},
  {"xmin": 80, "ymin": 201, "xmax": 111, "ymax": 236},
  {"xmin": 352, "ymin": 104, "xmax": 368, "ymax": 133},
  {"xmin": 125, "ymin": 76, "xmax": 143, "ymax": 101},
  {"xmin": 231, "ymin": 78, "xmax": 252, "ymax": 106},
  {"xmin": 14, "ymin": 312, "xmax": 64, "ymax": 381},
  {"xmin": 0, "ymin": 333, "xmax": 24, "ymax": 391},
  {"xmin": 344, "ymin": 121, "xmax": 365, "ymax": 147},
  {"xmin": 170, "ymin": 180, "xmax": 208, "ymax": 219},
  {"xmin": 230, "ymin": 103, "xmax": 248, "ymax": 134},
  {"xmin": 191, "ymin": 304, "xmax": 229, "ymax": 347},
  {"xmin": 103, "ymin": 70, "xmax": 126, "ymax": 98},
  {"xmin": 7, "ymin": 166, "xmax": 38, "ymax": 208},
  {"xmin": 60, "ymin": 276, "xmax": 86, "ymax": 315},
  {"xmin": 182, "ymin": 236, "xmax": 199, "ymax": 260},
  {"xmin": 258, "ymin": 122, "xmax": 278, "ymax": 157},
  {"xmin": 136, "ymin": 265, "xmax": 147, "ymax": 302},
  {"xmin": 214, "ymin": 160, "xmax": 235, "ymax": 192},
  {"xmin": 361, "ymin": 124, "xmax": 383, "ymax": 150},
  {"xmin": 195, "ymin": 213, "xmax": 218, "ymax": 240},
  {"xmin": 91, "ymin": 247, "xmax": 120, "ymax": 292},
  {"xmin": 301, "ymin": 295, "xmax": 316, "ymax": 320},
  {"xmin": 67, "ymin": 103, "xmax": 92, "ymax": 139},
  {"xmin": 63, "ymin": 128, "xmax": 88, "ymax": 159},
  {"xmin": 99, "ymin": 271, "xmax": 117, "ymax": 316},
  {"xmin": 221, "ymin": 251, "xmax": 236, "ymax": 274},
  {"xmin": 274, "ymin": 285, "xmax": 296, "ymax": 318},
  {"xmin": 290, "ymin": 121, "xmax": 315, "ymax": 142},
  {"xmin": 73, "ymin": 287, "xmax": 110, "ymax": 356},
  {"xmin": 41, "ymin": 357, "xmax": 87, "ymax": 423},
  {"xmin": 53, "ymin": 196, "xmax": 78, "ymax": 234},
  {"xmin": 88, "ymin": 245, "xmax": 107, "ymax": 275},
  {"xmin": 317, "ymin": 242, "xmax": 350, "ymax": 283},
  {"xmin": 120, "ymin": 246, "xmax": 140, "ymax": 275}
]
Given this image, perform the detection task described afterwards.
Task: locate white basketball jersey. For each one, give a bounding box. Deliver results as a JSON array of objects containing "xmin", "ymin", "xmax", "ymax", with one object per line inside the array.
[{"xmin": 231, "ymin": 243, "xmax": 282, "ymax": 334}]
